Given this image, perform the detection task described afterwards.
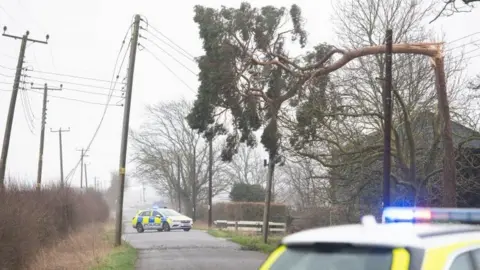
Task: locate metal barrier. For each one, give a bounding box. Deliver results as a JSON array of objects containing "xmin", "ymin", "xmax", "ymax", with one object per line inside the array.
[{"xmin": 214, "ymin": 220, "xmax": 286, "ymax": 233}]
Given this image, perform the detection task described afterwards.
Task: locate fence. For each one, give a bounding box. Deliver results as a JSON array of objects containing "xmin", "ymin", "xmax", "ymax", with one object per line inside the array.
[{"xmin": 214, "ymin": 220, "xmax": 286, "ymax": 233}]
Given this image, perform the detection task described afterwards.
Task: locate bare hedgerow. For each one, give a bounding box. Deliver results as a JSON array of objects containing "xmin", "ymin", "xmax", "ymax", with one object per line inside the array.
[{"xmin": 0, "ymin": 184, "xmax": 109, "ymax": 270}]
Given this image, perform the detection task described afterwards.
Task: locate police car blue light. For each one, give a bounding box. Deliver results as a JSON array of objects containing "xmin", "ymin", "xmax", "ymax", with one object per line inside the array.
[{"xmin": 382, "ymin": 207, "xmax": 480, "ymax": 224}]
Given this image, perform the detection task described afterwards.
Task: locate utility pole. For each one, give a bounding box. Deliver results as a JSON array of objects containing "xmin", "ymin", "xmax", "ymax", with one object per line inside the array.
[
  {"xmin": 84, "ymin": 163, "xmax": 89, "ymax": 189},
  {"xmin": 115, "ymin": 14, "xmax": 140, "ymax": 247},
  {"xmin": 76, "ymin": 148, "xmax": 88, "ymax": 188},
  {"xmin": 177, "ymin": 155, "xmax": 182, "ymax": 213},
  {"xmin": 50, "ymin": 127, "xmax": 70, "ymax": 188},
  {"xmin": 207, "ymin": 138, "xmax": 213, "ymax": 228},
  {"xmin": 262, "ymin": 156, "xmax": 275, "ymax": 244},
  {"xmin": 0, "ymin": 28, "xmax": 49, "ymax": 188},
  {"xmin": 32, "ymin": 83, "xmax": 62, "ymax": 190},
  {"xmin": 382, "ymin": 29, "xmax": 393, "ymax": 208},
  {"xmin": 192, "ymin": 146, "xmax": 197, "ymax": 222}
]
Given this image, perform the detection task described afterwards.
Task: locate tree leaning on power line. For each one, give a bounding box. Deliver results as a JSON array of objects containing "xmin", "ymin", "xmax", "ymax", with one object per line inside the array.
[
  {"xmin": 190, "ymin": 2, "xmax": 458, "ymax": 208},
  {"xmin": 285, "ymin": 0, "xmax": 468, "ymax": 212}
]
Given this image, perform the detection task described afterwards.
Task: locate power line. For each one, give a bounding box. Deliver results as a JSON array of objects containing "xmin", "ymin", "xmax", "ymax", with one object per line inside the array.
[
  {"xmin": 0, "ymin": 72, "xmax": 14, "ymax": 78},
  {"xmin": 62, "ymin": 87, "xmax": 124, "ymax": 98},
  {"xmin": 27, "ymin": 88, "xmax": 123, "ymax": 106},
  {"xmin": 445, "ymin": 37, "xmax": 480, "ymax": 52},
  {"xmin": 143, "ymin": 35, "xmax": 198, "ymax": 76},
  {"xmin": 26, "ymin": 74, "xmax": 125, "ymax": 91},
  {"xmin": 19, "ymin": 88, "xmax": 36, "ymax": 134},
  {"xmin": 141, "ymin": 45, "xmax": 196, "ymax": 93},
  {"xmin": 447, "ymin": 32, "xmax": 480, "ymax": 45},
  {"xmin": 147, "ymin": 23, "xmax": 195, "ymax": 59},
  {"xmin": 0, "ymin": 84, "xmax": 123, "ymax": 98},
  {"xmin": 142, "ymin": 27, "xmax": 196, "ymax": 63},
  {"xmin": 25, "ymin": 68, "xmax": 116, "ymax": 84},
  {"xmin": 65, "ymin": 22, "xmax": 134, "ymax": 185}
]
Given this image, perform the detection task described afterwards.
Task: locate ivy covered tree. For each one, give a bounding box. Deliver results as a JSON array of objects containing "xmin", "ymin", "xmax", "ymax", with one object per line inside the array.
[{"xmin": 188, "ymin": 2, "xmax": 332, "ymax": 242}]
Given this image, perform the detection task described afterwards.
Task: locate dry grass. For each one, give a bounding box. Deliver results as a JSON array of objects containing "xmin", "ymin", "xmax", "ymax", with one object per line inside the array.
[
  {"xmin": 193, "ymin": 220, "xmax": 210, "ymax": 230},
  {"xmin": 0, "ymin": 185, "xmax": 109, "ymax": 269},
  {"xmin": 28, "ymin": 222, "xmax": 113, "ymax": 270}
]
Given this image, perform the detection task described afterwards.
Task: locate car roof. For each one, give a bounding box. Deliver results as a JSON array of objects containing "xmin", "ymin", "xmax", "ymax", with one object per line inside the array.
[{"xmin": 282, "ymin": 223, "xmax": 480, "ymax": 249}]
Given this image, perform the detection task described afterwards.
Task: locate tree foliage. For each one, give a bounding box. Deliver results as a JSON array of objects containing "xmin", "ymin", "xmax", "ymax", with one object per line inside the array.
[
  {"xmin": 229, "ymin": 182, "xmax": 265, "ymax": 202},
  {"xmin": 189, "ymin": 2, "xmax": 328, "ymax": 161}
]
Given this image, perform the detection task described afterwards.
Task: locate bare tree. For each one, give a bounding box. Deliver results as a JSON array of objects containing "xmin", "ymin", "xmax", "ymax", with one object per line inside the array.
[
  {"xmin": 130, "ymin": 99, "xmax": 229, "ymax": 218},
  {"xmin": 431, "ymin": 0, "xmax": 479, "ymax": 23},
  {"xmin": 285, "ymin": 0, "xmax": 468, "ymax": 213},
  {"xmin": 277, "ymin": 157, "xmax": 330, "ymax": 210},
  {"xmin": 224, "ymin": 144, "xmax": 266, "ymax": 185}
]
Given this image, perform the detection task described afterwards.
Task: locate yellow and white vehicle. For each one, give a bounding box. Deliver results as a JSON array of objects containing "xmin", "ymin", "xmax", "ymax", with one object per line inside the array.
[
  {"xmin": 260, "ymin": 207, "xmax": 480, "ymax": 269},
  {"xmin": 131, "ymin": 208, "xmax": 193, "ymax": 233}
]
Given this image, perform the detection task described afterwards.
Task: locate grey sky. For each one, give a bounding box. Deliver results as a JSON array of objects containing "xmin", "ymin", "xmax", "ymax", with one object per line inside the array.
[{"xmin": 0, "ymin": 0, "xmax": 479, "ymax": 204}]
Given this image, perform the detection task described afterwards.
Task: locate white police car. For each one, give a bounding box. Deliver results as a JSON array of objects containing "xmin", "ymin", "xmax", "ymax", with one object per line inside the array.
[{"xmin": 259, "ymin": 207, "xmax": 480, "ymax": 269}]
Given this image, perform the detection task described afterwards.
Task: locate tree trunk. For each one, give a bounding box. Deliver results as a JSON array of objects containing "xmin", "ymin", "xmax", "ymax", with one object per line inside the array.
[{"xmin": 434, "ymin": 55, "xmax": 457, "ymax": 207}]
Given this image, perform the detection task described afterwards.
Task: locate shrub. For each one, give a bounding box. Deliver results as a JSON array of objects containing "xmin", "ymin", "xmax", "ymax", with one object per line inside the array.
[{"xmin": 0, "ymin": 184, "xmax": 109, "ymax": 270}]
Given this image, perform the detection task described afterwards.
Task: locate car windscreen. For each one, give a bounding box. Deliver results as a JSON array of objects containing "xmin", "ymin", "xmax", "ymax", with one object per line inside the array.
[
  {"xmin": 268, "ymin": 243, "xmax": 394, "ymax": 270},
  {"xmin": 159, "ymin": 209, "xmax": 181, "ymax": 216}
]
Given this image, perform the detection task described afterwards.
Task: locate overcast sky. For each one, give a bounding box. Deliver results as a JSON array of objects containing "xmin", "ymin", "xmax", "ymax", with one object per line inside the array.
[{"xmin": 0, "ymin": 0, "xmax": 479, "ymax": 204}]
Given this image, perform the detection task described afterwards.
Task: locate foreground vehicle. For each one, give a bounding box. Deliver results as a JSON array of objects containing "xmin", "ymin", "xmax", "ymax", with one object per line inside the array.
[
  {"xmin": 260, "ymin": 207, "xmax": 480, "ymax": 269},
  {"xmin": 131, "ymin": 208, "xmax": 193, "ymax": 233}
]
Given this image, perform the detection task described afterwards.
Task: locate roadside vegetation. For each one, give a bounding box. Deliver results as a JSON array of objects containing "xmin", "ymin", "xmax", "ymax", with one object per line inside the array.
[
  {"xmin": 0, "ymin": 184, "xmax": 109, "ymax": 269},
  {"xmin": 208, "ymin": 229, "xmax": 282, "ymax": 254},
  {"xmin": 90, "ymin": 223, "xmax": 137, "ymax": 270}
]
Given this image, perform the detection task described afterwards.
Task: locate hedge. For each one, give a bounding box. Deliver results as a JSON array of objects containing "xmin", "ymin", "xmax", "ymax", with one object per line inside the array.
[{"xmin": 208, "ymin": 202, "xmax": 287, "ymax": 222}]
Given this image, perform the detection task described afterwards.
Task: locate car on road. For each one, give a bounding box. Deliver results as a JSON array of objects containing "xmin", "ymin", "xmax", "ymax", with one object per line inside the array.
[
  {"xmin": 132, "ymin": 208, "xmax": 193, "ymax": 233},
  {"xmin": 259, "ymin": 207, "xmax": 480, "ymax": 269}
]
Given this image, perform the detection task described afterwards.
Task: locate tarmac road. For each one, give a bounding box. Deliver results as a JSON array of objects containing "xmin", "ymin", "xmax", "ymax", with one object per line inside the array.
[{"xmin": 121, "ymin": 208, "xmax": 267, "ymax": 270}]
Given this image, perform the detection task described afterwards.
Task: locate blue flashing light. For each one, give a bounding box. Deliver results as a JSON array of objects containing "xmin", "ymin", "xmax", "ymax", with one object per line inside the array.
[
  {"xmin": 382, "ymin": 207, "xmax": 480, "ymax": 224},
  {"xmin": 382, "ymin": 207, "xmax": 431, "ymax": 224}
]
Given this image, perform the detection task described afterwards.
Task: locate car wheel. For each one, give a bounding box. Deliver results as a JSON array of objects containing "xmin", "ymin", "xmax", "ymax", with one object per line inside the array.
[
  {"xmin": 162, "ymin": 222, "xmax": 170, "ymax": 232},
  {"xmin": 183, "ymin": 228, "xmax": 191, "ymax": 232},
  {"xmin": 136, "ymin": 223, "xmax": 144, "ymax": 233}
]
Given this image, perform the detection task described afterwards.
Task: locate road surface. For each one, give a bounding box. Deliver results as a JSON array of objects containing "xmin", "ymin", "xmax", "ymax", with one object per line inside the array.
[{"xmin": 121, "ymin": 208, "xmax": 267, "ymax": 270}]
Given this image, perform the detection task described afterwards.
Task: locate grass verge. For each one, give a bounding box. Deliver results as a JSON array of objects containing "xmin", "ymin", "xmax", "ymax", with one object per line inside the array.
[
  {"xmin": 89, "ymin": 222, "xmax": 137, "ymax": 270},
  {"xmin": 90, "ymin": 244, "xmax": 136, "ymax": 270},
  {"xmin": 28, "ymin": 221, "xmax": 137, "ymax": 270},
  {"xmin": 208, "ymin": 229, "xmax": 281, "ymax": 254}
]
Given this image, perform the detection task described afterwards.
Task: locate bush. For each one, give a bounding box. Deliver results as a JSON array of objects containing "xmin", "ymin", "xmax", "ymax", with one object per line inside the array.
[
  {"xmin": 211, "ymin": 202, "xmax": 287, "ymax": 222},
  {"xmin": 0, "ymin": 184, "xmax": 109, "ymax": 270},
  {"xmin": 229, "ymin": 183, "xmax": 265, "ymax": 202}
]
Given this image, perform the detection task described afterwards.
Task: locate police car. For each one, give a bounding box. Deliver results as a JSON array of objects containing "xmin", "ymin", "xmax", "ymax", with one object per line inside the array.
[
  {"xmin": 259, "ymin": 207, "xmax": 480, "ymax": 269},
  {"xmin": 131, "ymin": 207, "xmax": 193, "ymax": 233}
]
